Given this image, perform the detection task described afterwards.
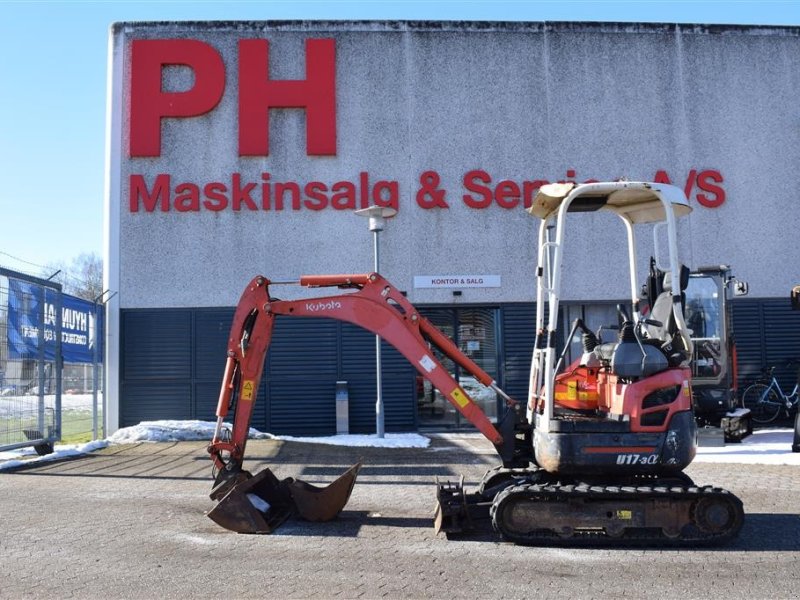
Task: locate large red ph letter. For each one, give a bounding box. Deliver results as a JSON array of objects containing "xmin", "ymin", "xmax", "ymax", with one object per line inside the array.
[
  {"xmin": 238, "ymin": 38, "xmax": 337, "ymax": 156},
  {"xmin": 129, "ymin": 39, "xmax": 225, "ymax": 157}
]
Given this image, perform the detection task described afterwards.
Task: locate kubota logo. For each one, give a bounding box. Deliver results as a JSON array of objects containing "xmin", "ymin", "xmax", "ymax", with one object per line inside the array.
[{"xmin": 305, "ymin": 300, "xmax": 343, "ymax": 312}]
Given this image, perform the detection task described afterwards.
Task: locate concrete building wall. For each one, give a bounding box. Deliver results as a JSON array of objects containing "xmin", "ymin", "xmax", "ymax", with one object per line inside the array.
[
  {"xmin": 105, "ymin": 21, "xmax": 800, "ymax": 432},
  {"xmin": 108, "ymin": 21, "xmax": 800, "ymax": 310}
]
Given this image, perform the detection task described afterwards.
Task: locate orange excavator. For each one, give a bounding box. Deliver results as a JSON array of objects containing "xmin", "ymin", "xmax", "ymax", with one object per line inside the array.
[{"xmin": 207, "ymin": 181, "xmax": 744, "ymax": 545}]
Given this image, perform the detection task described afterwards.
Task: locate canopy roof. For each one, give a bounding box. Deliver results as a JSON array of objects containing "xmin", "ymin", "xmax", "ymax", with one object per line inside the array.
[{"xmin": 528, "ymin": 181, "xmax": 692, "ymax": 224}]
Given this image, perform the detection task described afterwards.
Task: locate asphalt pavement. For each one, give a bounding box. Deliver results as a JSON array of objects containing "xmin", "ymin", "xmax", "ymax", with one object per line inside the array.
[{"xmin": 1, "ymin": 434, "xmax": 799, "ymax": 599}]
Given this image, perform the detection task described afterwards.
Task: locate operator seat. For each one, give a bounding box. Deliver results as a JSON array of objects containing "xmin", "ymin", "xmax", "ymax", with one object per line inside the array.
[{"xmin": 644, "ymin": 266, "xmax": 690, "ymax": 367}]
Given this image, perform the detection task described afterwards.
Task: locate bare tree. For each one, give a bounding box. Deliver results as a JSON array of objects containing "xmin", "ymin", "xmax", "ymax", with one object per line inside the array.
[{"xmin": 44, "ymin": 252, "xmax": 103, "ymax": 301}]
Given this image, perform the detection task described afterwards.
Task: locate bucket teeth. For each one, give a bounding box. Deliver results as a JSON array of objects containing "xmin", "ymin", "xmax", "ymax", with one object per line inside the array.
[{"xmin": 207, "ymin": 463, "xmax": 362, "ymax": 534}]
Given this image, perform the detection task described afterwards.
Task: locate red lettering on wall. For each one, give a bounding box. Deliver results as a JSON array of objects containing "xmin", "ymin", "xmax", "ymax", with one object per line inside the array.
[
  {"xmin": 683, "ymin": 169, "xmax": 697, "ymax": 199},
  {"xmin": 130, "ymin": 174, "xmax": 171, "ymax": 211},
  {"xmin": 462, "ymin": 170, "xmax": 493, "ymax": 208},
  {"xmin": 695, "ymin": 170, "xmax": 725, "ymax": 208},
  {"xmin": 128, "ymin": 169, "xmax": 726, "ymax": 214},
  {"xmin": 463, "ymin": 171, "xmax": 548, "ymax": 209},
  {"xmin": 128, "ymin": 172, "xmax": 398, "ymax": 213},
  {"xmin": 653, "ymin": 170, "xmax": 672, "ymax": 184},
  {"xmin": 129, "ymin": 40, "xmax": 225, "ymax": 157},
  {"xmin": 203, "ymin": 182, "xmax": 229, "ymax": 211},
  {"xmin": 174, "ymin": 182, "xmax": 200, "ymax": 212},
  {"xmin": 238, "ymin": 39, "xmax": 337, "ymax": 156},
  {"xmin": 129, "ymin": 38, "xmax": 336, "ymax": 157},
  {"xmin": 494, "ymin": 180, "xmax": 521, "ymax": 209},
  {"xmin": 653, "ymin": 169, "xmax": 725, "ymax": 207}
]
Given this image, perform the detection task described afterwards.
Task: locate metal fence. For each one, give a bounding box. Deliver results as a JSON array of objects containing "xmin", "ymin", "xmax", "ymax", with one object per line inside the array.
[{"xmin": 0, "ymin": 267, "xmax": 104, "ymax": 453}]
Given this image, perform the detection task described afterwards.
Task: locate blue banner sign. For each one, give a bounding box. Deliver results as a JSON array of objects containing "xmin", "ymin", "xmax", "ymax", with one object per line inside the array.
[{"xmin": 7, "ymin": 278, "xmax": 103, "ymax": 364}]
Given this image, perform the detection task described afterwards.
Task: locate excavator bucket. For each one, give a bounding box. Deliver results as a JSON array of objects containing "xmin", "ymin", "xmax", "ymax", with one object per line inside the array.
[
  {"xmin": 289, "ymin": 462, "xmax": 362, "ymax": 522},
  {"xmin": 207, "ymin": 468, "xmax": 295, "ymax": 534},
  {"xmin": 207, "ymin": 463, "xmax": 362, "ymax": 534}
]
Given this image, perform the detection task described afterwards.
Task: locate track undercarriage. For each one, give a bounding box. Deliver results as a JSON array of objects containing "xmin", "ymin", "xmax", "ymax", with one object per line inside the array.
[{"xmin": 435, "ymin": 466, "xmax": 744, "ymax": 546}]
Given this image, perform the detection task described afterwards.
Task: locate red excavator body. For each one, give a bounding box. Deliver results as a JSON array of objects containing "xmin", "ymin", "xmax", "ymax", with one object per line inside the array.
[{"xmin": 206, "ymin": 181, "xmax": 744, "ymax": 546}]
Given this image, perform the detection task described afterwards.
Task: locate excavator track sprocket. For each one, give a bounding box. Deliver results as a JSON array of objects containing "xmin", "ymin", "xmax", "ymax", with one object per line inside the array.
[{"xmin": 489, "ymin": 481, "xmax": 744, "ymax": 546}]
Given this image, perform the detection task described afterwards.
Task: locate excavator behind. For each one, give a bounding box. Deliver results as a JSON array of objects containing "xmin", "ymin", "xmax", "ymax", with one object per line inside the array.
[{"xmin": 206, "ymin": 180, "xmax": 744, "ymax": 545}]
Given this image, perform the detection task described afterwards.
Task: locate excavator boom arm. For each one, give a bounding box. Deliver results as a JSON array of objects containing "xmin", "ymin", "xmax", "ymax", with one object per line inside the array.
[{"xmin": 208, "ymin": 273, "xmax": 512, "ymax": 472}]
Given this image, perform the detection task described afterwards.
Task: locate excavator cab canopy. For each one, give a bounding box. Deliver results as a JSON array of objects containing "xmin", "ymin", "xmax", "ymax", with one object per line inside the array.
[
  {"xmin": 528, "ymin": 181, "xmax": 692, "ymax": 224},
  {"xmin": 526, "ymin": 181, "xmax": 695, "ymax": 431}
]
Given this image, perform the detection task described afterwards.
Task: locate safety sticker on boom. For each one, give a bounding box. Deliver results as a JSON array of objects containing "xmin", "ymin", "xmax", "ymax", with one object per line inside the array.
[
  {"xmin": 451, "ymin": 388, "xmax": 469, "ymax": 408},
  {"xmin": 242, "ymin": 380, "xmax": 255, "ymax": 401},
  {"xmin": 419, "ymin": 354, "xmax": 437, "ymax": 373}
]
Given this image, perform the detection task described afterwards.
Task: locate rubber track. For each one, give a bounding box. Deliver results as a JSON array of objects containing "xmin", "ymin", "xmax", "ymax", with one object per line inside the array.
[{"xmin": 489, "ymin": 481, "xmax": 744, "ymax": 547}]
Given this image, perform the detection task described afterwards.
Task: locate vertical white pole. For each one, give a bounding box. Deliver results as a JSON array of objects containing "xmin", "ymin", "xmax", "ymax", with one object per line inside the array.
[{"xmin": 374, "ymin": 229, "xmax": 384, "ymax": 438}]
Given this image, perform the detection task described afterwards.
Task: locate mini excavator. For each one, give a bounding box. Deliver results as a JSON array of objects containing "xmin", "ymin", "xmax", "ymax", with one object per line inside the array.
[{"xmin": 206, "ymin": 181, "xmax": 744, "ymax": 545}]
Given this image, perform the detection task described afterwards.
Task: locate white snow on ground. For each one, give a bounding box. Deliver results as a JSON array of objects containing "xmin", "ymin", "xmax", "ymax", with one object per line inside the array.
[
  {"xmin": 0, "ymin": 420, "xmax": 797, "ymax": 471},
  {"xmin": 0, "ymin": 440, "xmax": 108, "ymax": 471},
  {"xmin": 693, "ymin": 428, "xmax": 800, "ymax": 465},
  {"xmin": 103, "ymin": 420, "xmax": 429, "ymax": 448},
  {"xmin": 0, "ymin": 420, "xmax": 430, "ymax": 470},
  {"xmin": 277, "ymin": 433, "xmax": 430, "ymax": 448},
  {"xmin": 105, "ymin": 420, "xmax": 275, "ymax": 443}
]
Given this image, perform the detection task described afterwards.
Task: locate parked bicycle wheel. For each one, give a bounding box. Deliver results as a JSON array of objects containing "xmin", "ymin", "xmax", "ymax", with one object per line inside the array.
[{"xmin": 742, "ymin": 383, "xmax": 782, "ymax": 423}]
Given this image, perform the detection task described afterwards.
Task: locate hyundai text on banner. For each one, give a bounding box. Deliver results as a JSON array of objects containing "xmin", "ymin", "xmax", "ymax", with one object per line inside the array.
[{"xmin": 7, "ymin": 279, "xmax": 102, "ymax": 364}]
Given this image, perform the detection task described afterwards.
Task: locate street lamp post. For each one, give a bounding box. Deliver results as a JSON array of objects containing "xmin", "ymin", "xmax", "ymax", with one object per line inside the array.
[{"xmin": 355, "ymin": 206, "xmax": 397, "ymax": 438}]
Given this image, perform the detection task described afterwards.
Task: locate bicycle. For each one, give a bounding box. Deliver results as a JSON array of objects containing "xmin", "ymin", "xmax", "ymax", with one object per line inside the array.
[{"xmin": 740, "ymin": 362, "xmax": 800, "ymax": 424}]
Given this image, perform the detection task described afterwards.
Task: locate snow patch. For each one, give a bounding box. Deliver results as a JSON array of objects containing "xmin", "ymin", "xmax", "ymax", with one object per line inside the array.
[
  {"xmin": 694, "ymin": 428, "xmax": 800, "ymax": 465},
  {"xmin": 277, "ymin": 433, "xmax": 430, "ymax": 448},
  {"xmin": 105, "ymin": 420, "xmax": 274, "ymax": 443},
  {"xmin": 0, "ymin": 440, "xmax": 108, "ymax": 471}
]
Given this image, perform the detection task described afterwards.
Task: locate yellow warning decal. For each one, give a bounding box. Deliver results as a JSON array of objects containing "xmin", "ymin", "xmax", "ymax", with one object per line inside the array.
[
  {"xmin": 451, "ymin": 388, "xmax": 470, "ymax": 408},
  {"xmin": 242, "ymin": 380, "xmax": 255, "ymax": 401},
  {"xmin": 616, "ymin": 510, "xmax": 633, "ymax": 520}
]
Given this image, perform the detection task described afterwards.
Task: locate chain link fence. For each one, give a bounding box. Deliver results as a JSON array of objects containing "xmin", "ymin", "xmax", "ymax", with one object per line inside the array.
[{"xmin": 0, "ymin": 267, "xmax": 104, "ymax": 453}]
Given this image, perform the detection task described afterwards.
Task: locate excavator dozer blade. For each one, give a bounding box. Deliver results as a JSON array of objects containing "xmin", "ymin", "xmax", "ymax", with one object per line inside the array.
[
  {"xmin": 207, "ymin": 468, "xmax": 295, "ymax": 534},
  {"xmin": 289, "ymin": 462, "xmax": 362, "ymax": 522}
]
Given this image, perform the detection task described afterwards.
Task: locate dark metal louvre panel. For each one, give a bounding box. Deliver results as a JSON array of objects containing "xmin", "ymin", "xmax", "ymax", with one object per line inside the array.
[
  {"xmin": 194, "ymin": 381, "xmax": 222, "ymax": 422},
  {"xmin": 500, "ymin": 303, "xmax": 536, "ymax": 402},
  {"xmin": 194, "ymin": 309, "xmax": 234, "ymax": 380},
  {"xmin": 380, "ymin": 374, "xmax": 417, "ymax": 432},
  {"xmin": 760, "ymin": 299, "xmax": 800, "ymax": 392},
  {"xmin": 193, "ymin": 309, "xmax": 235, "ymax": 423},
  {"xmin": 731, "ymin": 299, "xmax": 766, "ymax": 383},
  {"xmin": 193, "ymin": 309, "xmax": 268, "ymax": 430},
  {"xmin": 122, "ymin": 310, "xmax": 191, "ymax": 379},
  {"xmin": 762, "ymin": 299, "xmax": 800, "ymax": 360},
  {"xmin": 340, "ymin": 323, "xmax": 416, "ymax": 433},
  {"xmin": 120, "ymin": 309, "xmax": 192, "ymax": 427},
  {"xmin": 266, "ymin": 316, "xmax": 339, "ymax": 435},
  {"xmin": 121, "ymin": 382, "xmax": 191, "ymax": 427},
  {"xmin": 268, "ymin": 315, "xmax": 338, "ymax": 375},
  {"xmin": 268, "ymin": 376, "xmax": 334, "ymax": 435},
  {"xmin": 732, "ymin": 298, "xmax": 800, "ymax": 394}
]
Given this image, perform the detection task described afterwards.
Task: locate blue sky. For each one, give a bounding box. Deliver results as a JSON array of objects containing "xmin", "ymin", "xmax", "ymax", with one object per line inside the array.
[{"xmin": 1, "ymin": 0, "xmax": 798, "ymax": 277}]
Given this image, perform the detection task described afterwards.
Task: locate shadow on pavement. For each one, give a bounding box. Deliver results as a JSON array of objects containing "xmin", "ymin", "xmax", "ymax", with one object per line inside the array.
[
  {"xmin": 228, "ymin": 511, "xmax": 433, "ymax": 539},
  {"xmin": 732, "ymin": 513, "xmax": 800, "ymax": 552}
]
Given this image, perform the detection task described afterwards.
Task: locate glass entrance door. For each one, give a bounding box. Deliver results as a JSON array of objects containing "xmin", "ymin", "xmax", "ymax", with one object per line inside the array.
[{"xmin": 417, "ymin": 306, "xmax": 499, "ymax": 429}]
